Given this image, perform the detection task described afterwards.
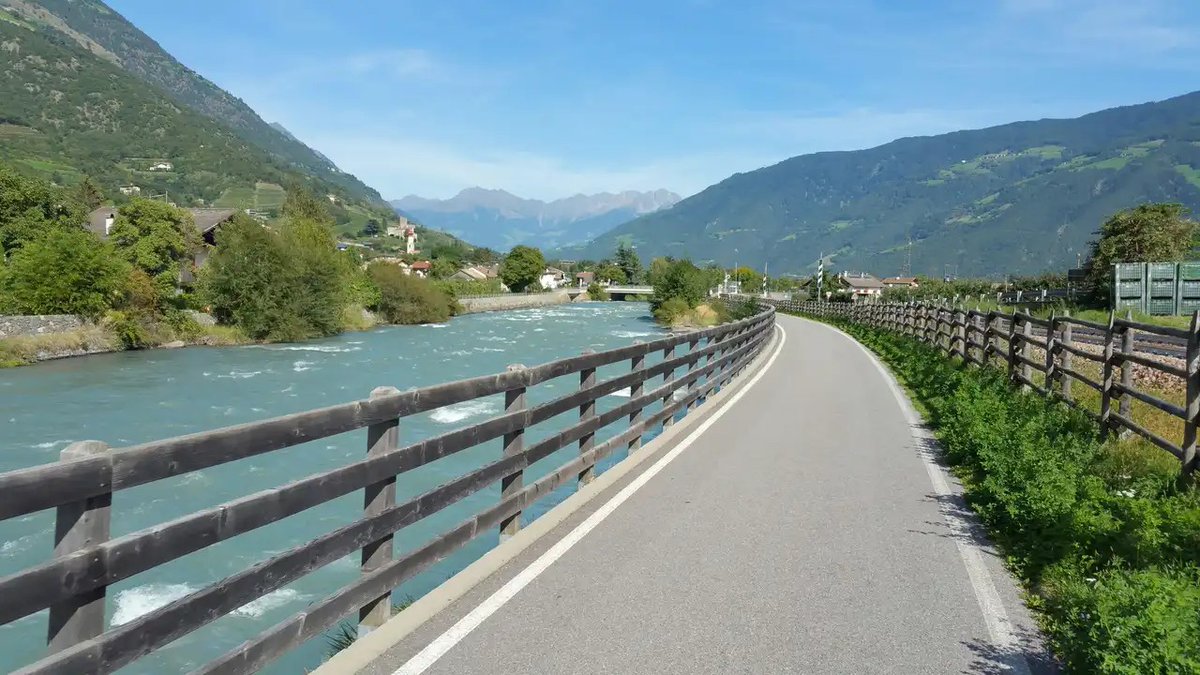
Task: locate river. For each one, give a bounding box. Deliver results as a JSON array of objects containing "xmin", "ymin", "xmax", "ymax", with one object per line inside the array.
[{"xmin": 0, "ymin": 301, "xmax": 671, "ymax": 673}]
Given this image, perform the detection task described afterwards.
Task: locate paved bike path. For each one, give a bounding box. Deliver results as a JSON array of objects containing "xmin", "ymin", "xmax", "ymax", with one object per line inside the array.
[{"xmin": 356, "ymin": 313, "xmax": 1052, "ymax": 674}]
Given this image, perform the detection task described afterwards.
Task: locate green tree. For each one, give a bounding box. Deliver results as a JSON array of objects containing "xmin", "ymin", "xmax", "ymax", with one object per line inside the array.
[
  {"xmin": 282, "ymin": 186, "xmax": 335, "ymax": 226},
  {"xmin": 650, "ymin": 258, "xmax": 707, "ymax": 311},
  {"xmin": 615, "ymin": 243, "xmax": 642, "ymax": 283},
  {"xmin": 199, "ymin": 216, "xmax": 299, "ymax": 339},
  {"xmin": 647, "ymin": 257, "xmax": 673, "ymax": 286},
  {"xmin": 0, "ymin": 166, "xmax": 86, "ymax": 254},
  {"xmin": 596, "ymin": 263, "xmax": 627, "ymax": 284},
  {"xmin": 430, "ymin": 258, "xmax": 458, "ymax": 280},
  {"xmin": 0, "ymin": 228, "xmax": 128, "ymax": 317},
  {"xmin": 361, "ymin": 219, "xmax": 382, "ymax": 237},
  {"xmin": 367, "ymin": 263, "xmax": 455, "ymax": 324},
  {"xmin": 1086, "ymin": 204, "xmax": 1199, "ymax": 295},
  {"xmin": 76, "ymin": 177, "xmax": 104, "ymax": 210},
  {"xmin": 730, "ymin": 266, "xmax": 763, "ymax": 291},
  {"xmin": 500, "ymin": 245, "xmax": 546, "ymax": 292},
  {"xmin": 108, "ymin": 199, "xmax": 200, "ymax": 295},
  {"xmin": 280, "ymin": 215, "xmax": 345, "ymax": 337}
]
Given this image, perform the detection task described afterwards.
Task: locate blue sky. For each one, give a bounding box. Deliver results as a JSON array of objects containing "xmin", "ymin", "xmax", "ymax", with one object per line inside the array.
[{"xmin": 110, "ymin": 0, "xmax": 1200, "ymax": 201}]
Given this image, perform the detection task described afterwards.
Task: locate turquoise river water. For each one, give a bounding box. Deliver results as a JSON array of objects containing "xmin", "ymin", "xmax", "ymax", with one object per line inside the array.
[{"xmin": 0, "ymin": 302, "xmax": 685, "ymax": 673}]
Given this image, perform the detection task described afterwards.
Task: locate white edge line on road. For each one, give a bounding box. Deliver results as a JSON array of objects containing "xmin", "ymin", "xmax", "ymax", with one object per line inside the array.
[
  {"xmin": 391, "ymin": 324, "xmax": 788, "ymax": 675},
  {"xmin": 804, "ymin": 318, "xmax": 1032, "ymax": 675}
]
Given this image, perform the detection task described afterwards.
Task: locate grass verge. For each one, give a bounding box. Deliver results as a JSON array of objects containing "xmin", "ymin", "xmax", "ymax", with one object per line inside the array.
[{"xmin": 797, "ymin": 313, "xmax": 1200, "ymax": 674}]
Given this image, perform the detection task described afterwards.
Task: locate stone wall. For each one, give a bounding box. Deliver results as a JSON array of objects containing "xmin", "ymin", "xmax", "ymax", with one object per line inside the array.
[
  {"xmin": 457, "ymin": 291, "xmax": 573, "ymax": 314},
  {"xmin": 0, "ymin": 314, "xmax": 85, "ymax": 338}
]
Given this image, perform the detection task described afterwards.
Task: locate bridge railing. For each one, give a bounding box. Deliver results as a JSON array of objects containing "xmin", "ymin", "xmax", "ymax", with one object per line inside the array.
[
  {"xmin": 0, "ymin": 308, "xmax": 776, "ymax": 674},
  {"xmin": 761, "ymin": 298, "xmax": 1200, "ymax": 476}
]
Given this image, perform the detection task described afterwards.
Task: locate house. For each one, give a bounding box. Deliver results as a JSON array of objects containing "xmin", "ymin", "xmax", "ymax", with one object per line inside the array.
[
  {"xmin": 450, "ymin": 266, "xmax": 489, "ymax": 282},
  {"xmin": 86, "ymin": 206, "xmax": 238, "ymax": 281},
  {"xmin": 410, "ymin": 260, "xmax": 432, "ymax": 278},
  {"xmin": 882, "ymin": 276, "xmax": 919, "ymax": 288},
  {"xmin": 840, "ymin": 272, "xmax": 885, "ymax": 300},
  {"xmin": 119, "ymin": 185, "xmax": 141, "ymax": 196},
  {"xmin": 576, "ymin": 271, "xmax": 595, "ymax": 288},
  {"xmin": 540, "ymin": 267, "xmax": 566, "ymax": 290},
  {"xmin": 149, "ymin": 161, "xmax": 173, "ymax": 171}
]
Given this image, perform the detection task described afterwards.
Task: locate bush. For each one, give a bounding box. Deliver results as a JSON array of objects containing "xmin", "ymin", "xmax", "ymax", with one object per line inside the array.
[
  {"xmin": 368, "ymin": 263, "xmax": 456, "ymax": 324},
  {"xmin": 652, "ymin": 297, "xmax": 690, "ymax": 324},
  {"xmin": 586, "ymin": 282, "xmax": 608, "ymax": 301},
  {"xmin": 804, "ymin": 316, "xmax": 1200, "ymax": 671},
  {"xmin": 0, "ymin": 228, "xmax": 128, "ymax": 318}
]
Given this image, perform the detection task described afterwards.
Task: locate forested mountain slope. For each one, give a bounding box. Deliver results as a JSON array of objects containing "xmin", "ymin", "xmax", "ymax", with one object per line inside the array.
[{"xmin": 567, "ymin": 91, "xmax": 1200, "ymax": 276}]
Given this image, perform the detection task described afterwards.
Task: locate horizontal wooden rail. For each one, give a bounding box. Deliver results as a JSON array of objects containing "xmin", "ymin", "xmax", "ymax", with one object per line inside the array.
[
  {"xmin": 756, "ymin": 297, "xmax": 1199, "ymax": 475},
  {"xmin": 1115, "ymin": 351, "xmax": 1187, "ymax": 379},
  {"xmin": 1, "ymin": 308, "xmax": 776, "ymax": 674},
  {"xmin": 0, "ymin": 314, "xmax": 770, "ymax": 521}
]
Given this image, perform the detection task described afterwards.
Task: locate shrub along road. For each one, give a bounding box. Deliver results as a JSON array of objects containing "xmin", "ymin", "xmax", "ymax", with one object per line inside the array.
[{"xmin": 351, "ymin": 313, "xmax": 1048, "ymax": 674}]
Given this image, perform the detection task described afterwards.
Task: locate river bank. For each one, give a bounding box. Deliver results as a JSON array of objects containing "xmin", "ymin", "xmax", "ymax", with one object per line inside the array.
[
  {"xmin": 456, "ymin": 289, "xmax": 574, "ymax": 314},
  {"xmin": 0, "ymin": 292, "xmax": 587, "ymax": 368}
]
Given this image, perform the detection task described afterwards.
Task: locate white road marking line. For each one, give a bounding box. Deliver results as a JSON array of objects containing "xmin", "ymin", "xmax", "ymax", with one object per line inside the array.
[
  {"xmin": 391, "ymin": 324, "xmax": 787, "ymax": 675},
  {"xmin": 806, "ymin": 318, "xmax": 1032, "ymax": 675}
]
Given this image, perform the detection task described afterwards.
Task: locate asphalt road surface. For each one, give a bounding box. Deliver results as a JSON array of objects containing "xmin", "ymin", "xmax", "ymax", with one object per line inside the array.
[{"xmin": 358, "ymin": 314, "xmax": 1055, "ymax": 675}]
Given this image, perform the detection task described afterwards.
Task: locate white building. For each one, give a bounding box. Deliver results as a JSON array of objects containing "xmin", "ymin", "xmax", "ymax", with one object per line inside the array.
[
  {"xmin": 539, "ymin": 267, "xmax": 567, "ymax": 290},
  {"xmin": 841, "ymin": 272, "xmax": 885, "ymax": 300}
]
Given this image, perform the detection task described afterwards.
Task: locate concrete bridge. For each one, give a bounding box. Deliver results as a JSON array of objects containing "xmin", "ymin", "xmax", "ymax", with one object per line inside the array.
[
  {"xmin": 604, "ymin": 284, "xmax": 653, "ymax": 300},
  {"xmin": 0, "ymin": 308, "xmax": 1050, "ymax": 674}
]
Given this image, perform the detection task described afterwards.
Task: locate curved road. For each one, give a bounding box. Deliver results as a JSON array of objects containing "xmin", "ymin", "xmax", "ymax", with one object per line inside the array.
[{"xmin": 350, "ymin": 313, "xmax": 1054, "ymax": 674}]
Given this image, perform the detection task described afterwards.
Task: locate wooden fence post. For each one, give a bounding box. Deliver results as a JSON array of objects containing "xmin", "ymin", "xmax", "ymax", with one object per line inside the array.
[
  {"xmin": 48, "ymin": 441, "xmax": 111, "ymax": 653},
  {"xmin": 1007, "ymin": 314, "xmax": 1019, "ymax": 385},
  {"xmin": 579, "ymin": 349, "xmax": 597, "ymax": 485},
  {"xmin": 1061, "ymin": 313, "xmax": 1073, "ymax": 401},
  {"xmin": 954, "ymin": 308, "xmax": 966, "ymax": 360},
  {"xmin": 686, "ymin": 336, "xmax": 700, "ymax": 413},
  {"xmin": 1183, "ymin": 311, "xmax": 1200, "ymax": 475},
  {"xmin": 1119, "ymin": 311, "xmax": 1134, "ymax": 425},
  {"xmin": 1019, "ymin": 316, "xmax": 1033, "ymax": 391},
  {"xmin": 985, "ymin": 312, "xmax": 997, "ymax": 366},
  {"xmin": 1045, "ymin": 312, "xmax": 1058, "ymax": 392},
  {"xmin": 500, "ymin": 366, "xmax": 526, "ymax": 540},
  {"xmin": 661, "ymin": 344, "xmax": 676, "ymax": 429},
  {"xmin": 359, "ymin": 386, "xmax": 400, "ymax": 635},
  {"xmin": 629, "ymin": 344, "xmax": 645, "ymax": 452},
  {"xmin": 1100, "ymin": 312, "xmax": 1116, "ymax": 439}
]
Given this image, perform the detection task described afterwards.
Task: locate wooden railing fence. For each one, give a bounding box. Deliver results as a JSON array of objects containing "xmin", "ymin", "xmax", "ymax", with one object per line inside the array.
[
  {"xmin": 760, "ymin": 298, "xmax": 1200, "ymax": 476},
  {"xmin": 0, "ymin": 308, "xmax": 776, "ymax": 674}
]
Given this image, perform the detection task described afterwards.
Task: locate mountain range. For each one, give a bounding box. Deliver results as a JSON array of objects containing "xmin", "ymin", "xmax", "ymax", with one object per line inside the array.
[
  {"xmin": 0, "ymin": 0, "xmax": 391, "ymax": 219},
  {"xmin": 392, "ymin": 188, "xmax": 680, "ymax": 251},
  {"xmin": 563, "ymin": 91, "xmax": 1200, "ymax": 277}
]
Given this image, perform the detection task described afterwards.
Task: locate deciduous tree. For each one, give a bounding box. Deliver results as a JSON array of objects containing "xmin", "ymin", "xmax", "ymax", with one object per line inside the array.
[
  {"xmin": 109, "ymin": 199, "xmax": 199, "ymax": 295},
  {"xmin": 1086, "ymin": 203, "xmax": 1199, "ymax": 297},
  {"xmin": 500, "ymin": 245, "xmax": 546, "ymax": 292}
]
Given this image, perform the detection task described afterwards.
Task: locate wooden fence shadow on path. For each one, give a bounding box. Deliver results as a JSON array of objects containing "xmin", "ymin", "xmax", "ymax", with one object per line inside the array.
[{"xmin": 963, "ymin": 630, "xmax": 1060, "ymax": 675}]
